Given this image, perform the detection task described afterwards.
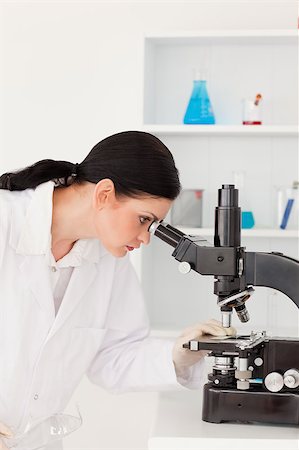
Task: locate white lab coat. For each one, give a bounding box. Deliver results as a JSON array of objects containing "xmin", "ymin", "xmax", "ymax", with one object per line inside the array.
[{"xmin": 0, "ymin": 182, "xmax": 204, "ymax": 448}]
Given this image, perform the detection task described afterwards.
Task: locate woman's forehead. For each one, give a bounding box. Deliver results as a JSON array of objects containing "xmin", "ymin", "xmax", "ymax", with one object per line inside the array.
[{"xmin": 126, "ymin": 195, "xmax": 172, "ymax": 216}]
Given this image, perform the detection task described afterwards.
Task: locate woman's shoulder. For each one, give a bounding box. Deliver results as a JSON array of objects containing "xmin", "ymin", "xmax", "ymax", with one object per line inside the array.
[
  {"xmin": 0, "ymin": 187, "xmax": 35, "ymax": 209},
  {"xmin": 0, "ymin": 188, "xmax": 35, "ymax": 230}
]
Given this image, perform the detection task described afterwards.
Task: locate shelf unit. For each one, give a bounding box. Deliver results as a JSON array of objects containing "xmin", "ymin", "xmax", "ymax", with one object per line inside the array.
[
  {"xmin": 140, "ymin": 28, "xmax": 298, "ymax": 333},
  {"xmin": 144, "ymin": 29, "xmax": 298, "ymax": 42},
  {"xmin": 142, "ymin": 125, "xmax": 298, "ymax": 137},
  {"xmin": 142, "ymin": 28, "xmax": 298, "ymax": 229},
  {"xmin": 177, "ymin": 227, "xmax": 299, "ymax": 238},
  {"xmin": 143, "ymin": 29, "xmax": 298, "ymax": 126}
]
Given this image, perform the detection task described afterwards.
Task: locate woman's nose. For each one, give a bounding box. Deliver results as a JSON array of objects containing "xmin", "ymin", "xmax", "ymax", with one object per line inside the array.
[{"xmin": 138, "ymin": 229, "xmax": 151, "ymax": 245}]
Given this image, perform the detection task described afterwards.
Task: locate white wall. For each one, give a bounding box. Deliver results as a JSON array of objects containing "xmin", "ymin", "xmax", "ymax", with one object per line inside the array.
[
  {"xmin": 0, "ymin": 0, "xmax": 297, "ymax": 172},
  {"xmin": 1, "ymin": 1, "xmax": 298, "ymax": 449}
]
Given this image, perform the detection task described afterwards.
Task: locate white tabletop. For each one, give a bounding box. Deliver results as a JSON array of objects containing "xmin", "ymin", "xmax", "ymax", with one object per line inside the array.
[{"xmin": 148, "ymin": 390, "xmax": 299, "ymax": 450}]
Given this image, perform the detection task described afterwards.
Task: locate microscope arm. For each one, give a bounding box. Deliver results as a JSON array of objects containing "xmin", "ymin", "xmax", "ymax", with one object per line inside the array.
[
  {"xmin": 246, "ymin": 251, "xmax": 299, "ymax": 309},
  {"xmin": 150, "ymin": 185, "xmax": 299, "ymax": 328},
  {"xmin": 150, "ymin": 221, "xmax": 299, "ymax": 318},
  {"xmin": 151, "ymin": 222, "xmax": 240, "ymax": 276}
]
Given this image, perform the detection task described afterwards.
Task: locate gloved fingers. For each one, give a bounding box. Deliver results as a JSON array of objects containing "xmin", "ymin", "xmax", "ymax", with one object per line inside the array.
[
  {"xmin": 206, "ymin": 319, "xmax": 237, "ymax": 336},
  {"xmin": 224, "ymin": 326, "xmax": 237, "ymax": 336},
  {"xmin": 181, "ymin": 323, "xmax": 228, "ymax": 340},
  {"xmin": 0, "ymin": 422, "xmax": 13, "ymax": 439},
  {"xmin": 187, "ymin": 324, "xmax": 237, "ymax": 339},
  {"xmin": 173, "ymin": 320, "xmax": 237, "ymax": 375},
  {"xmin": 180, "ymin": 321, "xmax": 237, "ymax": 339}
]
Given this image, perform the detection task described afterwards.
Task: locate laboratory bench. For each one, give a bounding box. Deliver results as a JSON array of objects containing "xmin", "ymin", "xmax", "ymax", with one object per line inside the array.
[{"xmin": 148, "ymin": 389, "xmax": 299, "ymax": 450}]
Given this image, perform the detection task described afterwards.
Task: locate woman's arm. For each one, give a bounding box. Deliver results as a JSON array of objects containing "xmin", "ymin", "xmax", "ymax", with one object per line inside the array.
[{"xmin": 86, "ymin": 255, "xmax": 234, "ymax": 393}]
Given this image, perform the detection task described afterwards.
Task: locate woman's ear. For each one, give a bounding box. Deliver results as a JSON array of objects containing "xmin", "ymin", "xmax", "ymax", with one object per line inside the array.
[{"xmin": 92, "ymin": 178, "xmax": 116, "ymax": 210}]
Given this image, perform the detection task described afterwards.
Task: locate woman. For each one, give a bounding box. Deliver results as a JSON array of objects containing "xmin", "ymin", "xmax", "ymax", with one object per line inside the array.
[{"xmin": 0, "ymin": 131, "xmax": 233, "ymax": 449}]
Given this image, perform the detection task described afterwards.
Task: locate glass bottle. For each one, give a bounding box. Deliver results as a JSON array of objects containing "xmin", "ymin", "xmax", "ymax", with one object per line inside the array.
[
  {"xmin": 183, "ymin": 71, "xmax": 215, "ymax": 125},
  {"xmin": 277, "ymin": 181, "xmax": 299, "ymax": 230},
  {"xmin": 4, "ymin": 408, "xmax": 82, "ymax": 450}
]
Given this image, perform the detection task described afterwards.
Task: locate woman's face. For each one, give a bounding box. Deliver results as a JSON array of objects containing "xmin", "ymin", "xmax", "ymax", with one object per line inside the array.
[{"xmin": 92, "ymin": 180, "xmax": 173, "ymax": 257}]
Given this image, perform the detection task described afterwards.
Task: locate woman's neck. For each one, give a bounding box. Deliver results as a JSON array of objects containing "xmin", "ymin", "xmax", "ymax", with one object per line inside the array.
[{"xmin": 51, "ymin": 183, "xmax": 95, "ymax": 260}]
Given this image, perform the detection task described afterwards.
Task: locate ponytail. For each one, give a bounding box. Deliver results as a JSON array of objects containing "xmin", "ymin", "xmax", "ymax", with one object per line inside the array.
[
  {"xmin": 0, "ymin": 159, "xmax": 79, "ymax": 191},
  {"xmin": 0, "ymin": 131, "xmax": 181, "ymax": 200}
]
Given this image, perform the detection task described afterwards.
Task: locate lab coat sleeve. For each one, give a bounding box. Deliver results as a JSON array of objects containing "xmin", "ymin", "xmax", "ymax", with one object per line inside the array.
[
  {"xmin": 0, "ymin": 198, "xmax": 9, "ymax": 268},
  {"xmin": 86, "ymin": 254, "xmax": 205, "ymax": 393},
  {"xmin": 0, "ymin": 213, "xmax": 4, "ymax": 269}
]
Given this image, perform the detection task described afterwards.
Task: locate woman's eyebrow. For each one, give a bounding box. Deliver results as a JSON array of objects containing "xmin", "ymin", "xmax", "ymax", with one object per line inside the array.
[{"xmin": 142, "ymin": 211, "xmax": 159, "ymax": 221}]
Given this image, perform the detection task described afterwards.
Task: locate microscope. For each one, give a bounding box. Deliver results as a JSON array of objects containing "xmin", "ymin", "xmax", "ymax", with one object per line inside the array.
[{"xmin": 149, "ymin": 184, "xmax": 299, "ymax": 425}]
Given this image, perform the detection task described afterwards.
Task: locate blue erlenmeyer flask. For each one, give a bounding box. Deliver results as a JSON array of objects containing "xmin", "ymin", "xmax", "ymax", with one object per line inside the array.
[{"xmin": 183, "ymin": 71, "xmax": 215, "ymax": 125}]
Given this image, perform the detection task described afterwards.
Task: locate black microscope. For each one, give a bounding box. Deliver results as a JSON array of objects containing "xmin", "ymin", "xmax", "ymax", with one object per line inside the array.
[{"xmin": 149, "ymin": 184, "xmax": 299, "ymax": 425}]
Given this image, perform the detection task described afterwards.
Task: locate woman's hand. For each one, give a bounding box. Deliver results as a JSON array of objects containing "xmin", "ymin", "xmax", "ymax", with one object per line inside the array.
[
  {"xmin": 172, "ymin": 319, "xmax": 236, "ymax": 378},
  {"xmin": 0, "ymin": 421, "xmax": 13, "ymax": 450}
]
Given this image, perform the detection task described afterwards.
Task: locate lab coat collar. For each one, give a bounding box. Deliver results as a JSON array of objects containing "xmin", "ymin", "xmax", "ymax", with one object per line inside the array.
[
  {"xmin": 13, "ymin": 182, "xmax": 54, "ymax": 256},
  {"xmin": 9, "ymin": 182, "xmax": 110, "ymax": 336},
  {"xmin": 11, "ymin": 181, "xmax": 109, "ymax": 262}
]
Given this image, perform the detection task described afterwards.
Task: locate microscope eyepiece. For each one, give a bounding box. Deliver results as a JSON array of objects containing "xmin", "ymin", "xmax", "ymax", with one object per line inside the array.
[{"xmin": 149, "ymin": 221, "xmax": 184, "ymax": 248}]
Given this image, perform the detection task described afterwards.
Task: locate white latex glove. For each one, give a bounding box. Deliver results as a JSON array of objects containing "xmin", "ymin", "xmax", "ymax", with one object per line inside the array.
[
  {"xmin": 0, "ymin": 421, "xmax": 13, "ymax": 450},
  {"xmin": 173, "ymin": 319, "xmax": 236, "ymax": 379}
]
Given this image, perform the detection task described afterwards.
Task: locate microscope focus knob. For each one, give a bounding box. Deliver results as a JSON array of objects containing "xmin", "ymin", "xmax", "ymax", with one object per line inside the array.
[
  {"xmin": 264, "ymin": 372, "xmax": 284, "ymax": 392},
  {"xmin": 237, "ymin": 380, "xmax": 250, "ymax": 390},
  {"xmin": 283, "ymin": 369, "xmax": 299, "ymax": 389},
  {"xmin": 179, "ymin": 262, "xmax": 191, "ymax": 274}
]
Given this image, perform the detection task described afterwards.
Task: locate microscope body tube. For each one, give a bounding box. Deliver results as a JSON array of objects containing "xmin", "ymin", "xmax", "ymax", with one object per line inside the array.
[
  {"xmin": 214, "ymin": 185, "xmax": 241, "ymax": 248},
  {"xmin": 214, "ymin": 185, "xmax": 247, "ymax": 326}
]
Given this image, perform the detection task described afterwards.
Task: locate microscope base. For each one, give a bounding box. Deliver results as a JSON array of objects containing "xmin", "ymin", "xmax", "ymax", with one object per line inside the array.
[{"xmin": 202, "ymin": 383, "xmax": 299, "ymax": 425}]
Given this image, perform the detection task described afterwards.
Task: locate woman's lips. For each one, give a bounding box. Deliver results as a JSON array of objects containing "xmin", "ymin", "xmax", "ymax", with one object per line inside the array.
[{"xmin": 126, "ymin": 246, "xmax": 134, "ymax": 251}]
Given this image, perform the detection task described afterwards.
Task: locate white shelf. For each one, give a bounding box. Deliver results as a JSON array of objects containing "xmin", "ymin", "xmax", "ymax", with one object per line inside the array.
[
  {"xmin": 145, "ymin": 29, "xmax": 298, "ymax": 44},
  {"xmin": 142, "ymin": 124, "xmax": 298, "ymax": 137},
  {"xmin": 177, "ymin": 227, "xmax": 299, "ymax": 238}
]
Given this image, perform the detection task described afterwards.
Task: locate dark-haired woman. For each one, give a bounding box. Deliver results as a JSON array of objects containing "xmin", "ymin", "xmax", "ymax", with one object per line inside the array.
[{"xmin": 0, "ymin": 131, "xmax": 234, "ymax": 450}]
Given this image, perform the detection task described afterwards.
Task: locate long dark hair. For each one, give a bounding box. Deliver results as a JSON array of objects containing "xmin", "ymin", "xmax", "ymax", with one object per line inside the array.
[{"xmin": 0, "ymin": 131, "xmax": 181, "ymax": 200}]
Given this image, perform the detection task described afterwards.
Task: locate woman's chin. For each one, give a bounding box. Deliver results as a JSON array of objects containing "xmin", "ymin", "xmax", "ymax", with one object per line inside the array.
[{"xmin": 108, "ymin": 246, "xmax": 128, "ymax": 258}]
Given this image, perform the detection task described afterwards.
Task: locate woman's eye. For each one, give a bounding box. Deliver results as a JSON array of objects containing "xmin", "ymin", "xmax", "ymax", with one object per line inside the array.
[{"xmin": 139, "ymin": 216, "xmax": 150, "ymax": 224}]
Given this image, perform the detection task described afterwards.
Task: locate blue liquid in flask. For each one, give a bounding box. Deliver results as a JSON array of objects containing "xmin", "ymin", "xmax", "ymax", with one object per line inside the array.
[
  {"xmin": 183, "ymin": 79, "xmax": 215, "ymax": 125},
  {"xmin": 241, "ymin": 211, "xmax": 255, "ymax": 229}
]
